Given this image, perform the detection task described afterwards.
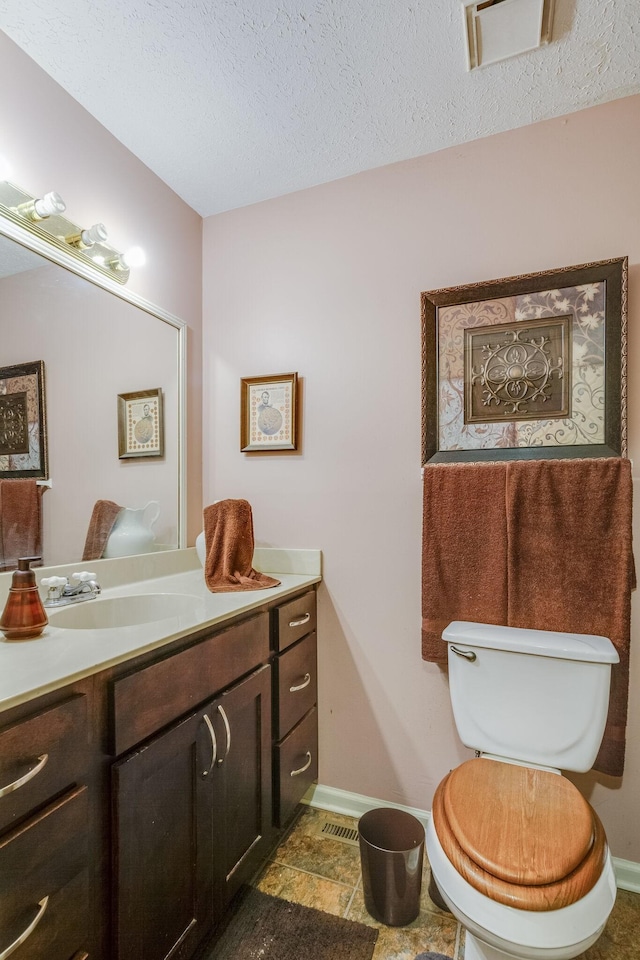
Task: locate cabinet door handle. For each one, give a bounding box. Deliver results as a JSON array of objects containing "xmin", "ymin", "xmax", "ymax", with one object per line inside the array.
[
  {"xmin": 290, "ymin": 751, "xmax": 312, "ymax": 777},
  {"xmin": 288, "ymin": 613, "xmax": 310, "ymax": 629},
  {"xmin": 0, "ymin": 895, "xmax": 49, "ymax": 959},
  {"xmin": 216, "ymin": 705, "xmax": 231, "ymax": 765},
  {"xmin": 0, "ymin": 754, "xmax": 48, "ymax": 798},
  {"xmin": 202, "ymin": 714, "xmax": 217, "ymax": 777},
  {"xmin": 289, "ymin": 673, "xmax": 311, "ymax": 693}
]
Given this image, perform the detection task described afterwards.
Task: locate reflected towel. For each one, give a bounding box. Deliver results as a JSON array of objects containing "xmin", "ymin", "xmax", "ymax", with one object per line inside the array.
[
  {"xmin": 203, "ymin": 499, "xmax": 280, "ymax": 593},
  {"xmin": 506, "ymin": 458, "xmax": 635, "ymax": 778},
  {"xmin": 421, "ymin": 463, "xmax": 508, "ymax": 663},
  {"xmin": 0, "ymin": 479, "xmax": 43, "ymax": 571},
  {"xmin": 82, "ymin": 499, "xmax": 122, "ymax": 561}
]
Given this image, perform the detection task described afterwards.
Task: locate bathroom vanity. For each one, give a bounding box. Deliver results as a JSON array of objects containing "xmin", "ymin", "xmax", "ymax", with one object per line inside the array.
[{"xmin": 0, "ymin": 549, "xmax": 320, "ymax": 960}]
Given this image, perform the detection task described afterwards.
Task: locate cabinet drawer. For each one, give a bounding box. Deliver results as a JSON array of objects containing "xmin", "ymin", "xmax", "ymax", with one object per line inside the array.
[
  {"xmin": 0, "ymin": 786, "xmax": 89, "ymax": 960},
  {"xmin": 275, "ymin": 590, "xmax": 316, "ymax": 652},
  {"xmin": 0, "ymin": 694, "xmax": 88, "ymax": 834},
  {"xmin": 275, "ymin": 707, "xmax": 318, "ymax": 828},
  {"xmin": 276, "ymin": 631, "xmax": 317, "ymax": 740},
  {"xmin": 111, "ymin": 611, "xmax": 269, "ymax": 755}
]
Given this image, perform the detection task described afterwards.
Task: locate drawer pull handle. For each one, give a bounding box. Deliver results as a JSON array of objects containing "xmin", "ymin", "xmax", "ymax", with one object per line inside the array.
[
  {"xmin": 289, "ymin": 673, "xmax": 311, "ymax": 693},
  {"xmin": 0, "ymin": 895, "xmax": 49, "ymax": 959},
  {"xmin": 0, "ymin": 754, "xmax": 48, "ymax": 798},
  {"xmin": 202, "ymin": 714, "xmax": 217, "ymax": 777},
  {"xmin": 288, "ymin": 613, "xmax": 310, "ymax": 629},
  {"xmin": 290, "ymin": 751, "xmax": 312, "ymax": 777},
  {"xmin": 217, "ymin": 705, "xmax": 231, "ymax": 765}
]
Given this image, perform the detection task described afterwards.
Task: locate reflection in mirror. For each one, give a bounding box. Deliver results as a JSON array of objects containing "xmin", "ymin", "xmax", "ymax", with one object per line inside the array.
[{"xmin": 0, "ymin": 222, "xmax": 185, "ymax": 567}]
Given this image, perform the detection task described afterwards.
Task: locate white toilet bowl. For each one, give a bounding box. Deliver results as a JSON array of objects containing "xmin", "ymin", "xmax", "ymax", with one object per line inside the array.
[{"xmin": 427, "ymin": 816, "xmax": 617, "ymax": 960}]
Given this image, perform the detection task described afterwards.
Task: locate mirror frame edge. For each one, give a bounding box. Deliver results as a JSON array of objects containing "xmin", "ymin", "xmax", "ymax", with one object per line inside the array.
[{"xmin": 0, "ymin": 211, "xmax": 188, "ymax": 550}]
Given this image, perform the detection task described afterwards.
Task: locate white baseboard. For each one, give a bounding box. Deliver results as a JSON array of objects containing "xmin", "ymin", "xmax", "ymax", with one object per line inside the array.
[{"xmin": 303, "ymin": 782, "xmax": 640, "ymax": 894}]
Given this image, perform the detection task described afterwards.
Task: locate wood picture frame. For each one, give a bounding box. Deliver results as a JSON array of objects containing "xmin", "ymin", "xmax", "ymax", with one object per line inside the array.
[
  {"xmin": 421, "ymin": 258, "xmax": 627, "ymax": 465},
  {"xmin": 118, "ymin": 388, "xmax": 164, "ymax": 459},
  {"xmin": 0, "ymin": 359, "xmax": 48, "ymax": 479},
  {"xmin": 241, "ymin": 373, "xmax": 298, "ymax": 452}
]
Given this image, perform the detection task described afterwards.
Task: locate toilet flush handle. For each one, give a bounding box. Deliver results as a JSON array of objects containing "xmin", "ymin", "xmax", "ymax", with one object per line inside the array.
[{"xmin": 450, "ymin": 645, "xmax": 477, "ymax": 662}]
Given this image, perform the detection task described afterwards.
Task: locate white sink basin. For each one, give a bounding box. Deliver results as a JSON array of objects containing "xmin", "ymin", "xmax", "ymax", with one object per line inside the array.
[{"xmin": 49, "ymin": 594, "xmax": 203, "ymax": 630}]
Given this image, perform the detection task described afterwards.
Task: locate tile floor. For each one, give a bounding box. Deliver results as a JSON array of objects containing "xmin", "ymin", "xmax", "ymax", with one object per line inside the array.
[{"xmin": 249, "ymin": 806, "xmax": 640, "ymax": 960}]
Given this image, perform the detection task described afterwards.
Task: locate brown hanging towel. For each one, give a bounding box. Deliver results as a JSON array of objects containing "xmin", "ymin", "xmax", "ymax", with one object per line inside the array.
[
  {"xmin": 203, "ymin": 499, "xmax": 281, "ymax": 593},
  {"xmin": 421, "ymin": 462, "xmax": 509, "ymax": 664},
  {"xmin": 0, "ymin": 478, "xmax": 43, "ymax": 571},
  {"xmin": 505, "ymin": 457, "xmax": 635, "ymax": 778}
]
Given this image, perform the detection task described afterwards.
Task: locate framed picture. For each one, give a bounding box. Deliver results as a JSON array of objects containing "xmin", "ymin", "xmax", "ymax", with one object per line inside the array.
[
  {"xmin": 241, "ymin": 373, "xmax": 298, "ymax": 452},
  {"xmin": 118, "ymin": 388, "xmax": 164, "ymax": 459},
  {"xmin": 421, "ymin": 257, "xmax": 627, "ymax": 465},
  {"xmin": 0, "ymin": 360, "xmax": 48, "ymax": 479}
]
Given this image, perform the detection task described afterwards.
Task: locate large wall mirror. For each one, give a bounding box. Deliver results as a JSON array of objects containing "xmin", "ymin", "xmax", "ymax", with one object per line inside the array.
[{"xmin": 0, "ymin": 211, "xmax": 186, "ymax": 567}]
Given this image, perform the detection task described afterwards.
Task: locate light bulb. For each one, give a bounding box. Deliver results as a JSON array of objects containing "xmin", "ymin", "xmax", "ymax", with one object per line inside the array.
[
  {"xmin": 16, "ymin": 190, "xmax": 66, "ymax": 221},
  {"xmin": 33, "ymin": 191, "xmax": 66, "ymax": 218},
  {"xmin": 80, "ymin": 223, "xmax": 108, "ymax": 246},
  {"xmin": 122, "ymin": 246, "xmax": 146, "ymax": 268}
]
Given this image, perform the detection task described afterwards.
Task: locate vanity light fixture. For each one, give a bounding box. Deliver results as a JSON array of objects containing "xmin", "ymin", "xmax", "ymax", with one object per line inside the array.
[{"xmin": 0, "ymin": 178, "xmax": 132, "ymax": 284}]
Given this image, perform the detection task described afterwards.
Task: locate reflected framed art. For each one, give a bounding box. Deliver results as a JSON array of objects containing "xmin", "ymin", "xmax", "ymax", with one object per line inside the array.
[
  {"xmin": 0, "ymin": 359, "xmax": 48, "ymax": 479},
  {"xmin": 117, "ymin": 387, "xmax": 164, "ymax": 459}
]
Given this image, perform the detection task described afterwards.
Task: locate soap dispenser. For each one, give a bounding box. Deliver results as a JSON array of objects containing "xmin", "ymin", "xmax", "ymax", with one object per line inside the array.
[{"xmin": 0, "ymin": 557, "xmax": 48, "ymax": 641}]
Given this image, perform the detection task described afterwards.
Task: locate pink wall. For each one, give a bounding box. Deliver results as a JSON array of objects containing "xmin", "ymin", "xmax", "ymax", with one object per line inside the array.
[
  {"xmin": 202, "ymin": 94, "xmax": 640, "ymax": 862},
  {"xmin": 0, "ymin": 32, "xmax": 203, "ymax": 545}
]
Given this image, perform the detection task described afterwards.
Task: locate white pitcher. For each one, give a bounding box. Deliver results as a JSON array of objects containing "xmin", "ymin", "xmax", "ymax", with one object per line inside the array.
[{"xmin": 103, "ymin": 501, "xmax": 161, "ymax": 559}]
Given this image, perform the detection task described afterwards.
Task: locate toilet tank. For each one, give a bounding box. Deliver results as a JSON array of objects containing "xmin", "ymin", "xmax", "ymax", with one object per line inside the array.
[{"xmin": 442, "ymin": 621, "xmax": 619, "ymax": 772}]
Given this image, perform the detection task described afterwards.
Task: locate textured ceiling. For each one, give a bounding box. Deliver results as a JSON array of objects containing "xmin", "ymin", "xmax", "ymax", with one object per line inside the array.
[{"xmin": 1, "ymin": 1, "xmax": 639, "ymax": 217}]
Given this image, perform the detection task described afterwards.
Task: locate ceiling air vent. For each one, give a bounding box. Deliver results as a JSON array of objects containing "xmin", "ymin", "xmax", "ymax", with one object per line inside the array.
[{"xmin": 463, "ymin": 0, "xmax": 555, "ymax": 70}]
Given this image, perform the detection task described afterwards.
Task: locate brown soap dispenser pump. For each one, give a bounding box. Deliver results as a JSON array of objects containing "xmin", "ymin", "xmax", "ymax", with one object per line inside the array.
[{"xmin": 0, "ymin": 557, "xmax": 48, "ymax": 641}]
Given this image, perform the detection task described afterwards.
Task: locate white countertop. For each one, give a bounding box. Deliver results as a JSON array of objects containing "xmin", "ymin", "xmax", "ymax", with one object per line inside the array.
[{"xmin": 0, "ymin": 548, "xmax": 321, "ymax": 714}]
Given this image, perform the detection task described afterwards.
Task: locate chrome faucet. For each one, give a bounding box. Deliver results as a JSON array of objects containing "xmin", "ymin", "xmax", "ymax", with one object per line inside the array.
[{"xmin": 41, "ymin": 571, "xmax": 101, "ymax": 607}]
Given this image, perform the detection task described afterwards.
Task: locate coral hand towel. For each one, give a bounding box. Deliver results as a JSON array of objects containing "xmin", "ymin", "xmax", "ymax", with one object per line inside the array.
[
  {"xmin": 203, "ymin": 499, "xmax": 280, "ymax": 593},
  {"xmin": 422, "ymin": 463, "xmax": 509, "ymax": 663},
  {"xmin": 82, "ymin": 499, "xmax": 122, "ymax": 561},
  {"xmin": 506, "ymin": 458, "xmax": 634, "ymax": 777}
]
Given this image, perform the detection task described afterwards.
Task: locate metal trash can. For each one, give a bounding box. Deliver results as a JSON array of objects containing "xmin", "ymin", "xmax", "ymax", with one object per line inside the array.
[{"xmin": 358, "ymin": 807, "xmax": 425, "ymax": 926}]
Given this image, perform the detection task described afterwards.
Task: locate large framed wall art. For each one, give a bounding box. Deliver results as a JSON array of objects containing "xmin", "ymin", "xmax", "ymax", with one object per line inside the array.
[{"xmin": 421, "ymin": 258, "xmax": 627, "ymax": 465}]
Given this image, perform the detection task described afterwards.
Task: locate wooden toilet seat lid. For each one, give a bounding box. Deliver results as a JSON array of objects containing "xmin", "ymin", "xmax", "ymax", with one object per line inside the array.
[{"xmin": 442, "ymin": 758, "xmax": 595, "ymax": 885}]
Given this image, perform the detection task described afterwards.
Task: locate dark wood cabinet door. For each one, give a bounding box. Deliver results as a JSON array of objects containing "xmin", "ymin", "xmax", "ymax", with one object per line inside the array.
[
  {"xmin": 210, "ymin": 664, "xmax": 272, "ymax": 918},
  {"xmin": 112, "ymin": 710, "xmax": 213, "ymax": 960}
]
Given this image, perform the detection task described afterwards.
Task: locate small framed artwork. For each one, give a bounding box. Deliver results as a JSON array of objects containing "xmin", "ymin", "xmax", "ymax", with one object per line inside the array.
[
  {"xmin": 0, "ymin": 360, "xmax": 48, "ymax": 479},
  {"xmin": 421, "ymin": 257, "xmax": 627, "ymax": 465},
  {"xmin": 117, "ymin": 388, "xmax": 164, "ymax": 459},
  {"xmin": 241, "ymin": 372, "xmax": 298, "ymax": 452}
]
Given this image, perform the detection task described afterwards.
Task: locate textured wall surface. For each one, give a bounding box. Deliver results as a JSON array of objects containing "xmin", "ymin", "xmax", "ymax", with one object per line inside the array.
[{"xmin": 1, "ymin": 1, "xmax": 639, "ymax": 214}]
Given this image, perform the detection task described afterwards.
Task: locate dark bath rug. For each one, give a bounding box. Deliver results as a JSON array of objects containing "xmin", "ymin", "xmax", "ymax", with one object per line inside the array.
[
  {"xmin": 198, "ymin": 887, "xmax": 378, "ymax": 960},
  {"xmin": 414, "ymin": 954, "xmax": 454, "ymax": 960}
]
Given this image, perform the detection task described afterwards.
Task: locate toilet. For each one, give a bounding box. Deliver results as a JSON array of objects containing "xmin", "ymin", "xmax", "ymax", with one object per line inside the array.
[{"xmin": 426, "ymin": 620, "xmax": 619, "ymax": 960}]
